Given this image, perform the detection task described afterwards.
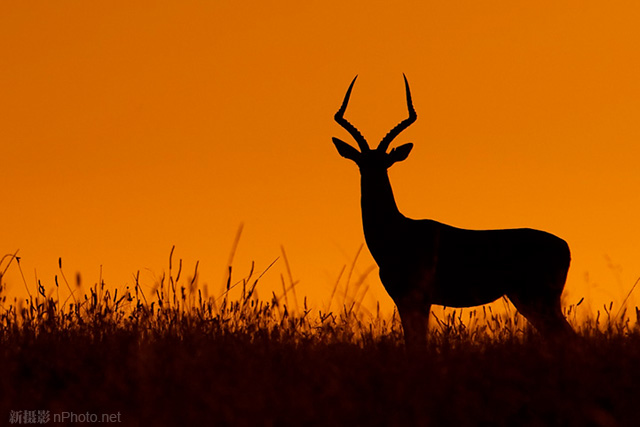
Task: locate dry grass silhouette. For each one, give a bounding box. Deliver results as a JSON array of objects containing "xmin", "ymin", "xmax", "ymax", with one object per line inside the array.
[{"xmin": 1, "ymin": 249, "xmax": 640, "ymax": 426}]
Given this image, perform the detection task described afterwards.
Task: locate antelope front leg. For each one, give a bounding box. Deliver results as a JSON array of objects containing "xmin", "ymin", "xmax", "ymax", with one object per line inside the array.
[{"xmin": 396, "ymin": 301, "xmax": 431, "ymax": 350}]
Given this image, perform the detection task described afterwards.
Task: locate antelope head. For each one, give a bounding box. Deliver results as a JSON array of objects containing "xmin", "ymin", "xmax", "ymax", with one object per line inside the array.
[{"xmin": 332, "ymin": 74, "xmax": 418, "ymax": 171}]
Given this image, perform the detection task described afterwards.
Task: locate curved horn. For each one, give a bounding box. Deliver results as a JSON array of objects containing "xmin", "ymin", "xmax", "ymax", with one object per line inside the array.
[
  {"xmin": 334, "ymin": 76, "xmax": 370, "ymax": 152},
  {"xmin": 377, "ymin": 74, "xmax": 417, "ymax": 153}
]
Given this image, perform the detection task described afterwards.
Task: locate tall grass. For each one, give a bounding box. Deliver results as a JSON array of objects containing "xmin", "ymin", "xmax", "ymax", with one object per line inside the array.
[
  {"xmin": 1, "ymin": 248, "xmax": 640, "ymax": 426},
  {"xmin": 5, "ymin": 246, "xmax": 636, "ymax": 347}
]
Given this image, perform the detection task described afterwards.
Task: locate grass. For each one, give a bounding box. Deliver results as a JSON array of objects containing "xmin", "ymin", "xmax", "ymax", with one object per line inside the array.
[{"xmin": 1, "ymin": 249, "xmax": 640, "ymax": 426}]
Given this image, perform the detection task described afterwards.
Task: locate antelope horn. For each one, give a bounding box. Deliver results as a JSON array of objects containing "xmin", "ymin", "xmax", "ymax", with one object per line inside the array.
[
  {"xmin": 334, "ymin": 76, "xmax": 370, "ymax": 152},
  {"xmin": 377, "ymin": 74, "xmax": 417, "ymax": 153}
]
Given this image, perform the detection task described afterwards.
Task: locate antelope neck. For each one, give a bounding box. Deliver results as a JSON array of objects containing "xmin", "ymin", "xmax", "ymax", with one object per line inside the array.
[{"xmin": 359, "ymin": 167, "xmax": 404, "ymax": 239}]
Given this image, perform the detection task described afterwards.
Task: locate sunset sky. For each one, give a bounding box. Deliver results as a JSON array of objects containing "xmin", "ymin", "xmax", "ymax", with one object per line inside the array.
[{"xmin": 1, "ymin": 1, "xmax": 639, "ymax": 316}]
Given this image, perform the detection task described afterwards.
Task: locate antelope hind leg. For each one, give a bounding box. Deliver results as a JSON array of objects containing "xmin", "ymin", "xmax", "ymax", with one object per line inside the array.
[{"xmin": 508, "ymin": 292, "xmax": 575, "ymax": 339}]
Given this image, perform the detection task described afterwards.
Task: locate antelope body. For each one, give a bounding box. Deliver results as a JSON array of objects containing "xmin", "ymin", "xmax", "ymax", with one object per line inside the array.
[{"xmin": 332, "ymin": 75, "xmax": 574, "ymax": 346}]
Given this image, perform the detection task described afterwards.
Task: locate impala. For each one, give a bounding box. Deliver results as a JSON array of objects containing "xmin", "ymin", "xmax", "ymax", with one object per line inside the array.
[{"xmin": 332, "ymin": 75, "xmax": 574, "ymax": 346}]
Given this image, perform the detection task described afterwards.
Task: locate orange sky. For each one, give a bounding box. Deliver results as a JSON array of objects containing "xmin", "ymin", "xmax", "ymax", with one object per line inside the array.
[{"xmin": 1, "ymin": 1, "xmax": 640, "ymax": 317}]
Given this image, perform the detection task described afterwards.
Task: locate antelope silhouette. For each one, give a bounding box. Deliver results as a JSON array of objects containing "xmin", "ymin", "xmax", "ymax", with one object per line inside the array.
[{"xmin": 332, "ymin": 75, "xmax": 574, "ymax": 347}]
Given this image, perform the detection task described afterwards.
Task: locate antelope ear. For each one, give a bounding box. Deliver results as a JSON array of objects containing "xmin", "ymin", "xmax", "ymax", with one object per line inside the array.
[
  {"xmin": 388, "ymin": 143, "xmax": 413, "ymax": 165},
  {"xmin": 332, "ymin": 137, "xmax": 361, "ymax": 163}
]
